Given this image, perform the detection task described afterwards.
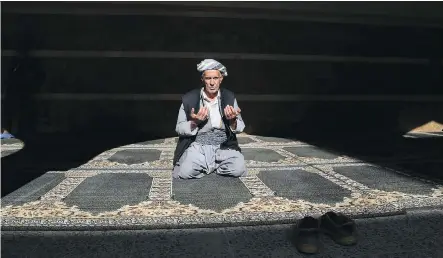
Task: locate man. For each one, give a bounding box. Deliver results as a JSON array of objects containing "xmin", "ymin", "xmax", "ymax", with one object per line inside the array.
[{"xmin": 172, "ymin": 59, "xmax": 247, "ymax": 179}]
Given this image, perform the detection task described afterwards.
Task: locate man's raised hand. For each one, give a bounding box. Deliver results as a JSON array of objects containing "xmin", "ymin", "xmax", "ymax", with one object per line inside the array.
[
  {"xmin": 190, "ymin": 107, "xmax": 209, "ymax": 123},
  {"xmin": 224, "ymin": 105, "xmax": 241, "ymax": 121}
]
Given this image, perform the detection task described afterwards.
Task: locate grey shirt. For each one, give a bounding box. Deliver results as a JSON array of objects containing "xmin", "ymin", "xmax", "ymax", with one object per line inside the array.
[{"xmin": 175, "ymin": 93, "xmax": 245, "ymax": 137}]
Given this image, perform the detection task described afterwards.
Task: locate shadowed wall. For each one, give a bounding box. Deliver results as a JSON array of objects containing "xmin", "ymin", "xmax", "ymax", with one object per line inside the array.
[{"xmin": 1, "ymin": 2, "xmax": 443, "ymax": 139}]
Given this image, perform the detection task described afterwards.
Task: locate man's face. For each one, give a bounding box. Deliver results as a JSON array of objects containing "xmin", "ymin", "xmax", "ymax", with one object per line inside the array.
[{"xmin": 202, "ymin": 70, "xmax": 223, "ymax": 95}]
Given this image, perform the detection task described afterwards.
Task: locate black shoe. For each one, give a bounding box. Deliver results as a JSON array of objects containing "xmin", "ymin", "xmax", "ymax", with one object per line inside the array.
[
  {"xmin": 293, "ymin": 216, "xmax": 321, "ymax": 254},
  {"xmin": 320, "ymin": 212, "xmax": 358, "ymax": 246}
]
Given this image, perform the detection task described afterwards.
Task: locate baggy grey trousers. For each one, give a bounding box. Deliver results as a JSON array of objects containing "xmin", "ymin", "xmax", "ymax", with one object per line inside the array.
[{"xmin": 172, "ymin": 142, "xmax": 247, "ymax": 179}]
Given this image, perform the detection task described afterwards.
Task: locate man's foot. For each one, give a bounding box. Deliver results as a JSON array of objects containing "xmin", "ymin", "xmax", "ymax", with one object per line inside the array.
[
  {"xmin": 320, "ymin": 211, "xmax": 358, "ymax": 246},
  {"xmin": 293, "ymin": 216, "xmax": 321, "ymax": 254}
]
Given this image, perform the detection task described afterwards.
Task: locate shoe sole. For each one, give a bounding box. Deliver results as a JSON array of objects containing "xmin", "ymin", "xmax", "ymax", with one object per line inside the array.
[
  {"xmin": 322, "ymin": 229, "xmax": 357, "ymax": 246},
  {"xmin": 296, "ymin": 244, "xmax": 320, "ymax": 254}
]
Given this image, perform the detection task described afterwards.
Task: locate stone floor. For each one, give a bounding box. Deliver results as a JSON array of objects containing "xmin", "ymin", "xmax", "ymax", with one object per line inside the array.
[
  {"xmin": 1, "ymin": 133, "xmax": 442, "ymax": 231},
  {"xmin": 2, "ymin": 209, "xmax": 443, "ymax": 257}
]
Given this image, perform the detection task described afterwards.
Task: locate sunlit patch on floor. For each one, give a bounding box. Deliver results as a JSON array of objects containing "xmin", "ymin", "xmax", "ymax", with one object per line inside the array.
[{"xmin": 409, "ymin": 120, "xmax": 443, "ymax": 133}]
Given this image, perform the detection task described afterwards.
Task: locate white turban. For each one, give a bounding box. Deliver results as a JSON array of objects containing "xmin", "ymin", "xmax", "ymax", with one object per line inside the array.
[{"xmin": 197, "ymin": 59, "xmax": 228, "ymax": 77}]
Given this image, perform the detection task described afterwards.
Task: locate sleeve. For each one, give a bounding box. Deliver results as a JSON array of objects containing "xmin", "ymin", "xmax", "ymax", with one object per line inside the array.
[
  {"xmin": 175, "ymin": 103, "xmax": 199, "ymax": 136},
  {"xmin": 231, "ymin": 98, "xmax": 245, "ymax": 134}
]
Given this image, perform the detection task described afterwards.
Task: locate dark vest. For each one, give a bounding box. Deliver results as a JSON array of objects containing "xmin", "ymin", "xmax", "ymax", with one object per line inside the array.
[{"xmin": 172, "ymin": 88, "xmax": 241, "ymax": 166}]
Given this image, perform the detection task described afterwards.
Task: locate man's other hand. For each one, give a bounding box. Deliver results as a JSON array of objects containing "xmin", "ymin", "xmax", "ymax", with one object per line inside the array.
[
  {"xmin": 224, "ymin": 105, "xmax": 241, "ymax": 121},
  {"xmin": 190, "ymin": 107, "xmax": 209, "ymax": 124}
]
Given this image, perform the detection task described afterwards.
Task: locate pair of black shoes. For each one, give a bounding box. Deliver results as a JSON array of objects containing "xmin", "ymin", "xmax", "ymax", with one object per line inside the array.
[{"xmin": 294, "ymin": 212, "xmax": 358, "ymax": 254}]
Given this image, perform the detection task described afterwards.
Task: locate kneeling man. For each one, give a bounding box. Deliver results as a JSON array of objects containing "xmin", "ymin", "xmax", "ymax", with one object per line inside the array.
[{"xmin": 172, "ymin": 59, "xmax": 247, "ymax": 179}]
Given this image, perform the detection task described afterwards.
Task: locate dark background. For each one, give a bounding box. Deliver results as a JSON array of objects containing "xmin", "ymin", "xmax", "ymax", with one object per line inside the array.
[{"xmin": 1, "ymin": 2, "xmax": 443, "ymax": 196}]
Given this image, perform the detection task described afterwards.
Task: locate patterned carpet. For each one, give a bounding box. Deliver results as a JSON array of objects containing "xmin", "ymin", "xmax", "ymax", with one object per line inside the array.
[
  {"xmin": 0, "ymin": 139, "xmax": 24, "ymax": 158},
  {"xmin": 1, "ymin": 133, "xmax": 443, "ymax": 231}
]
